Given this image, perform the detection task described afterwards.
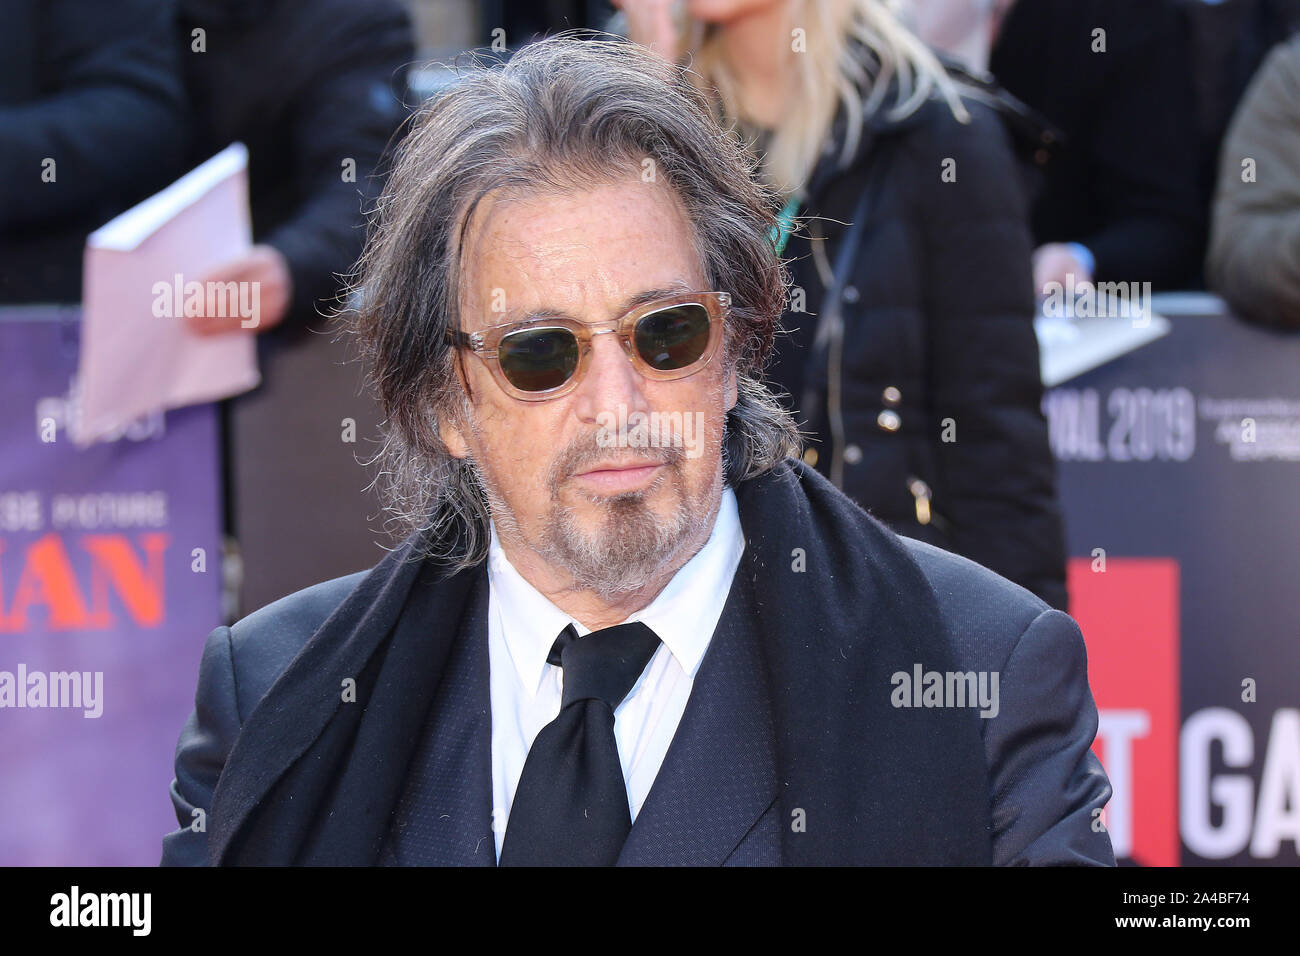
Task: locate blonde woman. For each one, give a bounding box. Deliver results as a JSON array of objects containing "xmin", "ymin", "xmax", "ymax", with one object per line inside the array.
[{"xmin": 613, "ymin": 0, "xmax": 1068, "ymax": 609}]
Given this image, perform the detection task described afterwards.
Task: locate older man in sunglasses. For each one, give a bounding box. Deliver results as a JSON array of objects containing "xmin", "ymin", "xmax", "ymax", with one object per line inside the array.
[{"xmin": 162, "ymin": 35, "xmax": 1114, "ymax": 867}]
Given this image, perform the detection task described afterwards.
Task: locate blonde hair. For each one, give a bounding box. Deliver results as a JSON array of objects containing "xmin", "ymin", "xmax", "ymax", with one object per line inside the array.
[{"xmin": 688, "ymin": 0, "xmax": 970, "ymax": 196}]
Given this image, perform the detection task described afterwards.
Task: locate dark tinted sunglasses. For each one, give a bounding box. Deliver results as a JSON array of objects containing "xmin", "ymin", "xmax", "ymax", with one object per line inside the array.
[{"xmin": 447, "ymin": 291, "xmax": 729, "ymax": 401}]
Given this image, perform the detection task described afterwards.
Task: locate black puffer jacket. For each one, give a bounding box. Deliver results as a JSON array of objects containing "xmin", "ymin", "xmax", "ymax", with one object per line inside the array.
[{"xmin": 765, "ymin": 83, "xmax": 1068, "ymax": 610}]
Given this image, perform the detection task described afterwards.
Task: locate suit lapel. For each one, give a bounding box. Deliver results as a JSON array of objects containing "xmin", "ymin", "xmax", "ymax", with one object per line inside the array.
[
  {"xmin": 210, "ymin": 544, "xmax": 481, "ymax": 865},
  {"xmin": 618, "ymin": 567, "xmax": 780, "ymax": 866},
  {"xmin": 379, "ymin": 574, "xmax": 496, "ymax": 866},
  {"xmin": 425, "ymin": 574, "xmax": 496, "ymax": 865}
]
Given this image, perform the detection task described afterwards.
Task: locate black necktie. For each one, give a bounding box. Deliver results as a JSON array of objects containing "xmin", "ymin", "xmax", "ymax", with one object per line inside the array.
[{"xmin": 498, "ymin": 621, "xmax": 662, "ymax": 866}]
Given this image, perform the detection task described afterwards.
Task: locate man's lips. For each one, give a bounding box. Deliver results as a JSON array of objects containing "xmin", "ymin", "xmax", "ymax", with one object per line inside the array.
[{"xmin": 569, "ymin": 460, "xmax": 666, "ymax": 492}]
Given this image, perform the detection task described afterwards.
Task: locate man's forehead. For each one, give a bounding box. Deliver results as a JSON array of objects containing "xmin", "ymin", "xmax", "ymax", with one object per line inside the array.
[
  {"xmin": 461, "ymin": 178, "xmax": 690, "ymax": 253},
  {"xmin": 485, "ymin": 281, "xmax": 703, "ymax": 326},
  {"xmin": 456, "ymin": 183, "xmax": 707, "ymax": 326}
]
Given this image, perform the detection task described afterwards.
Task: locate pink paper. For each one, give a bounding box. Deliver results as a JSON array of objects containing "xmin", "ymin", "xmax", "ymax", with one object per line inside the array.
[{"xmin": 74, "ymin": 143, "xmax": 260, "ymax": 445}]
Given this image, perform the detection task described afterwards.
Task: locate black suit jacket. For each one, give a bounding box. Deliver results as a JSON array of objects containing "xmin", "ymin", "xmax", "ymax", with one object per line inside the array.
[{"xmin": 161, "ymin": 461, "xmax": 1114, "ymax": 866}]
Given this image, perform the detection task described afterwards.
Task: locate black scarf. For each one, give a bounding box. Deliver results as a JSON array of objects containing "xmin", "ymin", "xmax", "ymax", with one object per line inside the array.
[{"xmin": 209, "ymin": 460, "xmax": 994, "ymax": 865}]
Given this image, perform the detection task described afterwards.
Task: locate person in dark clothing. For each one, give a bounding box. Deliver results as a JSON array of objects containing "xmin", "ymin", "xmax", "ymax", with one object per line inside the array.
[
  {"xmin": 175, "ymin": 0, "xmax": 417, "ymax": 616},
  {"xmin": 0, "ymin": 0, "xmax": 189, "ymax": 304},
  {"xmin": 178, "ymin": 0, "xmax": 415, "ymax": 333},
  {"xmin": 1186, "ymin": 0, "xmax": 1300, "ymax": 159},
  {"xmin": 160, "ymin": 36, "xmax": 1113, "ymax": 867},
  {"xmin": 770, "ymin": 88, "xmax": 1069, "ymax": 611},
  {"xmin": 989, "ymin": 0, "xmax": 1206, "ymax": 291},
  {"xmin": 616, "ymin": 0, "xmax": 1068, "ymax": 609}
]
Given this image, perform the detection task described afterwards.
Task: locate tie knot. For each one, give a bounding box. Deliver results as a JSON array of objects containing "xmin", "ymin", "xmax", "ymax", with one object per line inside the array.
[{"xmin": 548, "ymin": 621, "xmax": 661, "ymax": 711}]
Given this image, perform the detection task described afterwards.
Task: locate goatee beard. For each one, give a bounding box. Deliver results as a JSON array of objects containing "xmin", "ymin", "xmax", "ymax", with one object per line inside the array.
[
  {"xmin": 544, "ymin": 474, "xmax": 700, "ymax": 599},
  {"xmin": 480, "ymin": 424, "xmax": 727, "ymax": 599}
]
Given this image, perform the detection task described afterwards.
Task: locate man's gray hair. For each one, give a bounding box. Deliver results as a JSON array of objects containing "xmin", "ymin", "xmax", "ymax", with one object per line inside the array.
[{"xmin": 349, "ymin": 33, "xmax": 801, "ymax": 569}]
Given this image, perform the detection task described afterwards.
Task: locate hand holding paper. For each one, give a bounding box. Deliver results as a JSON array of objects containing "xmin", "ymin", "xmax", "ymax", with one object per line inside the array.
[
  {"xmin": 75, "ymin": 143, "xmax": 262, "ymax": 445},
  {"xmin": 185, "ymin": 244, "xmax": 293, "ymax": 336}
]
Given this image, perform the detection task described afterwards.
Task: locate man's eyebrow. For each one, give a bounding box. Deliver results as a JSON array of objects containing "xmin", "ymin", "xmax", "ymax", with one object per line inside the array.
[{"xmin": 497, "ymin": 282, "xmax": 697, "ymax": 325}]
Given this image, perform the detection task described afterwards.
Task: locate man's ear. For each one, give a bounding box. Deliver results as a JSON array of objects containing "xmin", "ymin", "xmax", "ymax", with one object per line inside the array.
[
  {"xmin": 724, "ymin": 364, "xmax": 739, "ymax": 413},
  {"xmin": 439, "ymin": 412, "xmax": 470, "ymax": 459},
  {"xmin": 439, "ymin": 348, "xmax": 473, "ymax": 459}
]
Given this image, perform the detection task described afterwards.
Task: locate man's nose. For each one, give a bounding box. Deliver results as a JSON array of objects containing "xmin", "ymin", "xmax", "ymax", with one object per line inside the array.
[{"xmin": 570, "ymin": 329, "xmax": 650, "ymax": 423}]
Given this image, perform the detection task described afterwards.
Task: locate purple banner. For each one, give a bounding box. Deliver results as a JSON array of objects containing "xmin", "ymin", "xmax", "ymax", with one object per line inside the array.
[{"xmin": 0, "ymin": 308, "xmax": 223, "ymax": 865}]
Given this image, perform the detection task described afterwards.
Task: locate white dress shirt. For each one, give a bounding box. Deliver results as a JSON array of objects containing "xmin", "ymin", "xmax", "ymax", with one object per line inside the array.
[{"xmin": 486, "ymin": 487, "xmax": 744, "ymax": 861}]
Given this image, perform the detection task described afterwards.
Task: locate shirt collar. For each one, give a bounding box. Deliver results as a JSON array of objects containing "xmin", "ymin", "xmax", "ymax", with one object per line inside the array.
[{"xmin": 487, "ymin": 487, "xmax": 744, "ymax": 696}]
